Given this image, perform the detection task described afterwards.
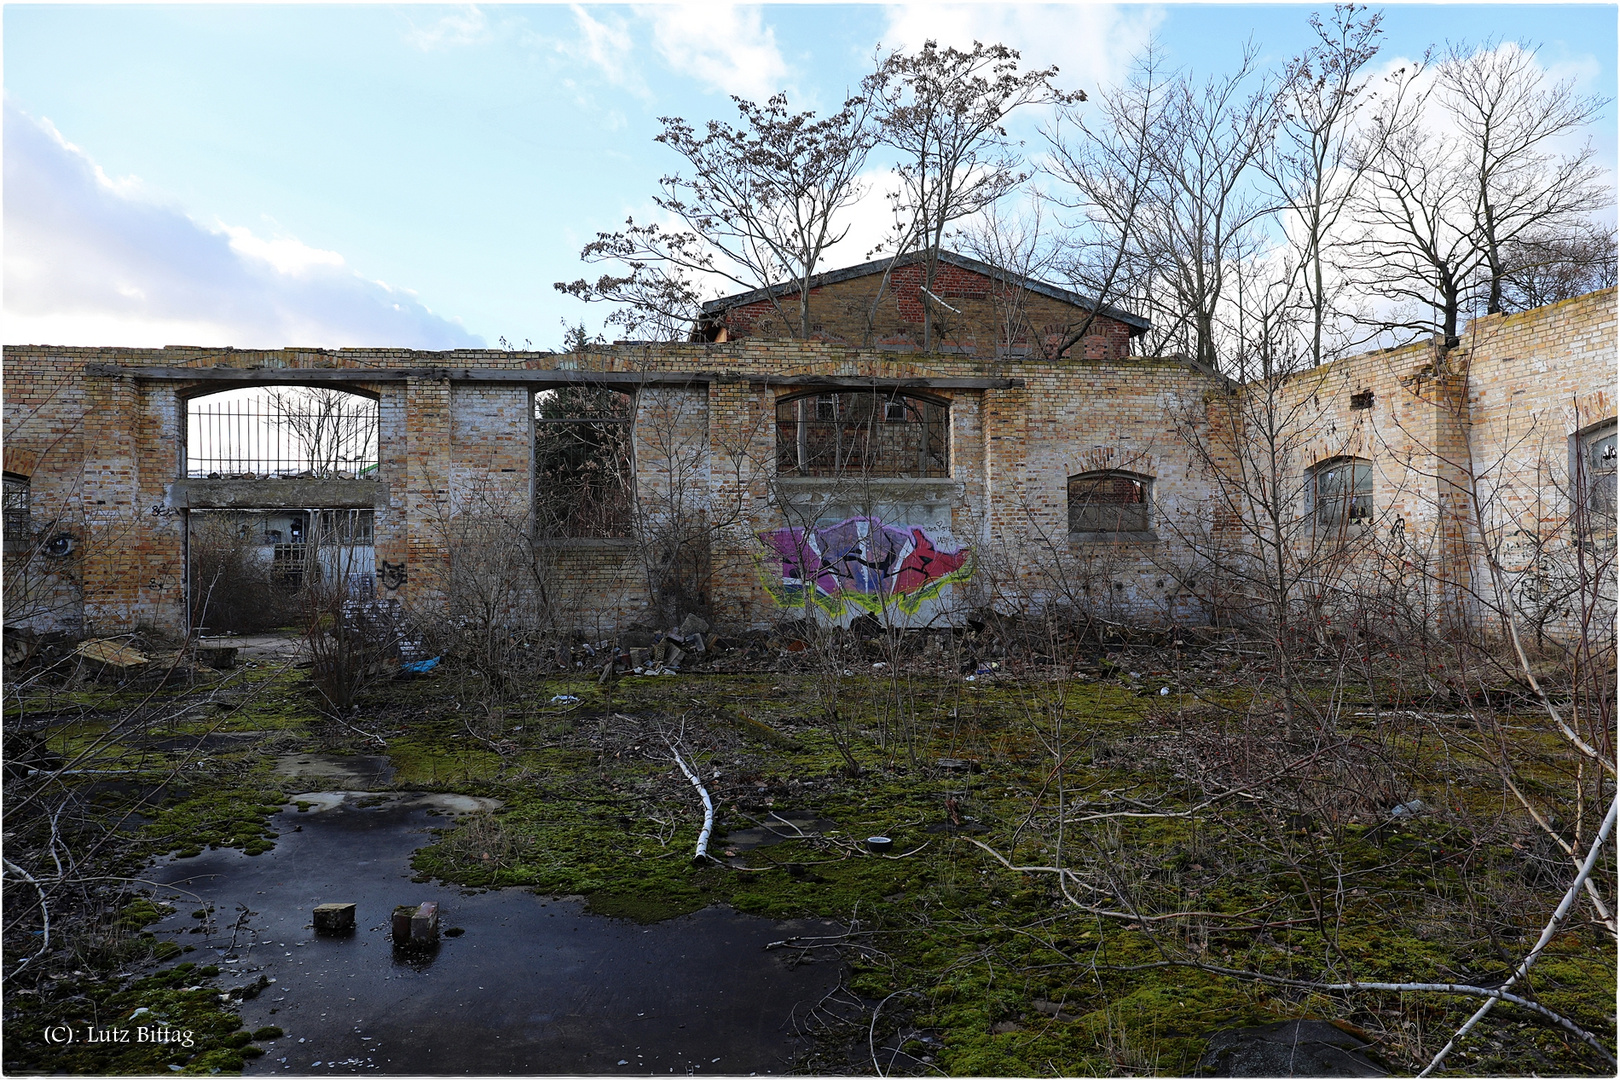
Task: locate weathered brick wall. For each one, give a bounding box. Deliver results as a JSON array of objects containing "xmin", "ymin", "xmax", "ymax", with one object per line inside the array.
[
  {"xmin": 1261, "ymin": 287, "xmax": 1617, "ymax": 642},
  {"xmin": 4, "ymin": 287, "xmax": 1610, "ymax": 639},
  {"xmin": 719, "ymin": 263, "xmax": 1136, "ymax": 360}
]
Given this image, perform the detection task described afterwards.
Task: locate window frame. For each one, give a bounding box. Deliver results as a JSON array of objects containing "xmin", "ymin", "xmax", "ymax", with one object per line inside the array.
[
  {"xmin": 532, "ymin": 386, "xmax": 636, "ymax": 541},
  {"xmin": 1574, "ymin": 418, "xmax": 1617, "ymax": 535},
  {"xmin": 3, "ymin": 472, "xmax": 31, "ymax": 553},
  {"xmin": 1307, "ymin": 456, "xmax": 1374, "ymax": 532},
  {"xmin": 775, "ymin": 388, "xmax": 950, "ymax": 479},
  {"xmin": 1067, "ymin": 470, "xmax": 1155, "ymax": 540}
]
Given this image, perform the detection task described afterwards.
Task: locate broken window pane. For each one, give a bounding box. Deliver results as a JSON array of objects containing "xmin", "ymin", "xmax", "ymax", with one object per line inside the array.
[
  {"xmin": 1068, "ymin": 472, "xmax": 1150, "ymax": 533},
  {"xmin": 776, "ymin": 391, "xmax": 948, "ymax": 478},
  {"xmin": 534, "ymin": 387, "xmax": 634, "ymax": 538},
  {"xmin": 186, "ymin": 387, "xmax": 379, "ymax": 479},
  {"xmin": 1582, "ymin": 420, "xmax": 1617, "ymax": 524},
  {"xmin": 1309, "ymin": 458, "xmax": 1373, "ymax": 528}
]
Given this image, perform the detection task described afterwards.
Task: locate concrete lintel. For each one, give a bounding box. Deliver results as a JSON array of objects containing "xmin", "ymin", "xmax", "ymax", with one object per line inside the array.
[
  {"xmin": 168, "ymin": 478, "xmax": 388, "ymax": 509},
  {"xmin": 750, "ymin": 375, "xmax": 1024, "ymax": 390},
  {"xmin": 774, "ymin": 477, "xmax": 967, "ymax": 503},
  {"xmin": 86, "ymin": 364, "xmax": 715, "ymax": 387}
]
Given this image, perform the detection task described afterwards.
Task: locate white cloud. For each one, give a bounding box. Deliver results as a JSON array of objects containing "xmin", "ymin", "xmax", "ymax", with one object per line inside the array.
[
  {"xmin": 560, "ymin": 5, "xmax": 645, "ymax": 93},
  {"xmin": 640, "ymin": 4, "xmax": 792, "ymax": 99},
  {"xmin": 4, "ymin": 103, "xmax": 483, "ymax": 349},
  {"xmin": 879, "ymin": 3, "xmax": 1163, "ymax": 97},
  {"xmin": 220, "ymin": 224, "xmax": 346, "ymax": 276},
  {"xmin": 403, "ymin": 5, "xmax": 492, "ymax": 51}
]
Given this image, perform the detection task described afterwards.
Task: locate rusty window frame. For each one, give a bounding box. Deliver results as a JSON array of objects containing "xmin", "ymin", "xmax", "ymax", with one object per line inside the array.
[{"xmin": 775, "ymin": 390, "xmax": 949, "ymax": 478}]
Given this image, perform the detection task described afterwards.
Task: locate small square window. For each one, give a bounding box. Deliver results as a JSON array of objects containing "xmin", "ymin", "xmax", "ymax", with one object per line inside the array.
[
  {"xmin": 1350, "ymin": 391, "xmax": 1374, "ymax": 410},
  {"xmin": 815, "ymin": 394, "xmax": 838, "ymax": 422}
]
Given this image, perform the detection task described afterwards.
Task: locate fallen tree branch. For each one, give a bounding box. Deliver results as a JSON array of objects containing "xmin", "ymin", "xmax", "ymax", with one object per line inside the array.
[
  {"xmin": 665, "ymin": 738, "xmax": 714, "ymax": 863},
  {"xmin": 1419, "ymin": 791, "xmax": 1619, "ymax": 1076}
]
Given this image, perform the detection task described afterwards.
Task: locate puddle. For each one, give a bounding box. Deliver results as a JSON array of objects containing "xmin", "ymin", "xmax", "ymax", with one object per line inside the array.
[
  {"xmin": 148, "ymin": 796, "xmax": 843, "ymax": 1074},
  {"xmin": 288, "ymin": 791, "xmax": 503, "ymax": 815},
  {"xmin": 140, "ymin": 732, "xmax": 266, "ymax": 754},
  {"xmin": 274, "ymin": 754, "xmax": 396, "ymax": 790},
  {"xmin": 718, "ymin": 812, "xmax": 840, "ymax": 853}
]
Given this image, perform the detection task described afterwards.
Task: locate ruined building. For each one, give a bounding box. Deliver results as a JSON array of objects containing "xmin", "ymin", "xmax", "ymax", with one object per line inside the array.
[{"xmin": 2, "ymin": 267, "xmax": 1614, "ymax": 644}]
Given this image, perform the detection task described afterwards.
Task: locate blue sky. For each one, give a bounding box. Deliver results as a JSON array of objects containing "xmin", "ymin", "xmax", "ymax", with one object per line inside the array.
[{"xmin": 5, "ymin": 3, "xmax": 1616, "ymax": 350}]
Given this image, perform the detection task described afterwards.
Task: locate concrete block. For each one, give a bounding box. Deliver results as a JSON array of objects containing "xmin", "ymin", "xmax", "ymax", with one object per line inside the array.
[
  {"xmin": 392, "ymin": 905, "xmax": 415, "ymax": 945},
  {"xmin": 313, "ymin": 903, "xmax": 356, "ymax": 934},
  {"xmin": 411, "ymin": 901, "xmax": 439, "ymax": 943}
]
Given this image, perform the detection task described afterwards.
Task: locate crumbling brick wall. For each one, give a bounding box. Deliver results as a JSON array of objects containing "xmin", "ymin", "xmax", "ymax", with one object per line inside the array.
[
  {"xmin": 717, "ymin": 262, "xmax": 1137, "ymax": 360},
  {"xmin": 3, "ymin": 287, "xmax": 1610, "ymax": 640}
]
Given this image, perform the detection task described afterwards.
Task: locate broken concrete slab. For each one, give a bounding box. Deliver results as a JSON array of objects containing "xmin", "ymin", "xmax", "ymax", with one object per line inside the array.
[{"xmin": 75, "ymin": 638, "xmax": 149, "ymax": 669}]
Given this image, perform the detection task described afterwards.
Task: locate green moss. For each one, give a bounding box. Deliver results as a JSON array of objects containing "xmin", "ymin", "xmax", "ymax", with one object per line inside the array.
[{"xmin": 141, "ymin": 786, "xmax": 288, "ymax": 857}]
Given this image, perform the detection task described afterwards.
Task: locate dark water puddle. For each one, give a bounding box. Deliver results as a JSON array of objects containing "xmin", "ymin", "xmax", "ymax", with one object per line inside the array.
[
  {"xmin": 718, "ymin": 813, "xmax": 840, "ymax": 853},
  {"xmin": 148, "ymin": 796, "xmax": 842, "ymax": 1075}
]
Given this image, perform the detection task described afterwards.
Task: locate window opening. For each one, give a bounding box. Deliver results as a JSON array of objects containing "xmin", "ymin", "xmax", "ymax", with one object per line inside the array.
[
  {"xmin": 1350, "ymin": 390, "xmax": 1374, "ymax": 410},
  {"xmin": 1068, "ymin": 472, "xmax": 1150, "ymax": 534},
  {"xmin": 777, "ymin": 390, "xmax": 948, "ymax": 478},
  {"xmin": 3, "ymin": 473, "xmax": 30, "ymax": 550},
  {"xmin": 187, "ymin": 508, "xmax": 376, "ymax": 634},
  {"xmin": 534, "ymin": 387, "xmax": 634, "ymax": 538},
  {"xmin": 1580, "ymin": 419, "xmax": 1617, "ymax": 524},
  {"xmin": 186, "ymin": 387, "xmax": 379, "ymax": 479},
  {"xmin": 1309, "ymin": 458, "xmax": 1373, "ymax": 528}
]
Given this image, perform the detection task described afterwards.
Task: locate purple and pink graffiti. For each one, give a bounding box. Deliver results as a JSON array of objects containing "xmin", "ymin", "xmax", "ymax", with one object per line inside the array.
[{"xmin": 758, "ymin": 517, "xmax": 972, "ymax": 616}]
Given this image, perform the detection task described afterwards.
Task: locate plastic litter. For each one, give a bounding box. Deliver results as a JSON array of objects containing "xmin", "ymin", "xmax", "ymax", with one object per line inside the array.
[
  {"xmin": 400, "ymin": 657, "xmax": 440, "ymax": 675},
  {"xmin": 549, "ymin": 694, "xmax": 581, "ymax": 705}
]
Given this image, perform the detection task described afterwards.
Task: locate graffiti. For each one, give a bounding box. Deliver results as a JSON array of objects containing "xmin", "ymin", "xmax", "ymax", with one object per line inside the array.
[
  {"xmin": 377, "ymin": 560, "xmax": 407, "ymax": 591},
  {"xmin": 758, "ymin": 516, "xmax": 971, "ymax": 616}
]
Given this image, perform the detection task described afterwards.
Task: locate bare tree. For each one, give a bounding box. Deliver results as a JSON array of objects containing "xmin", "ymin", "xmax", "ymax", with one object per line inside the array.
[
  {"xmin": 1436, "ymin": 39, "xmax": 1609, "ymax": 316},
  {"xmin": 1352, "ymin": 41, "xmax": 1608, "ymax": 344},
  {"xmin": 1040, "ymin": 40, "xmax": 1169, "ymax": 359},
  {"xmin": 265, "ymin": 387, "xmax": 378, "ymax": 478},
  {"xmin": 867, "ymin": 39, "xmax": 1078, "ymax": 351},
  {"xmin": 955, "ymin": 195, "xmax": 1059, "ymax": 356},
  {"xmin": 1264, "ymin": 4, "xmax": 1385, "ymax": 368},
  {"xmin": 556, "ymin": 92, "xmax": 877, "ymax": 341},
  {"xmin": 1498, "ymin": 221, "xmax": 1619, "ymax": 310}
]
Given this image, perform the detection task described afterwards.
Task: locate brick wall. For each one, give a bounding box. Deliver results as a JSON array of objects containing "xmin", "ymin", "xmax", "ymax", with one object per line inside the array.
[
  {"xmin": 718, "ymin": 263, "xmax": 1137, "ymax": 360},
  {"xmin": 4, "ymin": 287, "xmax": 1610, "ymax": 640}
]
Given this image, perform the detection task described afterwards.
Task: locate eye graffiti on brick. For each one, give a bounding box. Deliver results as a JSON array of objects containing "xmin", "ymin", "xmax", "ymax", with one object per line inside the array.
[
  {"xmin": 377, "ymin": 561, "xmax": 407, "ymax": 590},
  {"xmin": 757, "ymin": 516, "xmax": 972, "ymax": 616}
]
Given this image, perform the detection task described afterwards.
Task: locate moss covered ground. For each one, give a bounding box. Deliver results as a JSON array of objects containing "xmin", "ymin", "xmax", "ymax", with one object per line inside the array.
[{"xmin": 3, "ymin": 636, "xmax": 1614, "ymax": 1076}]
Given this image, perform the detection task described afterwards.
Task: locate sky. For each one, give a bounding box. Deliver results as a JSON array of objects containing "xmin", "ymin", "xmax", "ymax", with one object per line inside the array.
[{"xmin": 5, "ymin": 2, "xmax": 1617, "ymax": 351}]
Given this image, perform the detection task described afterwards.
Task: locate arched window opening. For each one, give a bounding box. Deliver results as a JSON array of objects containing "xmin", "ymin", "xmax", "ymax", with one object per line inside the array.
[
  {"xmin": 1068, "ymin": 471, "xmax": 1152, "ymax": 535},
  {"xmin": 1308, "ymin": 457, "xmax": 1373, "ymax": 529},
  {"xmin": 775, "ymin": 390, "xmax": 948, "ymax": 478},
  {"xmin": 534, "ymin": 386, "xmax": 634, "ymax": 538},
  {"xmin": 186, "ymin": 386, "xmax": 378, "ymax": 479}
]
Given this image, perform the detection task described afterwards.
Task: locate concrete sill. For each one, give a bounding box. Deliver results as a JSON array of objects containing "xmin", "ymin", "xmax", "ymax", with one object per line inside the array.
[
  {"xmin": 1068, "ymin": 531, "xmax": 1160, "ymax": 544},
  {"xmin": 534, "ymin": 536, "xmax": 639, "ymax": 550}
]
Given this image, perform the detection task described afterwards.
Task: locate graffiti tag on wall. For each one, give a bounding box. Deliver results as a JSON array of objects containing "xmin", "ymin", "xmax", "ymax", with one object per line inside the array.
[{"xmin": 758, "ymin": 517, "xmax": 971, "ymax": 616}]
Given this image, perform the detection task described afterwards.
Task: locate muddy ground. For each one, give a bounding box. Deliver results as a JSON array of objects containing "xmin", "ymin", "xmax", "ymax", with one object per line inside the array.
[{"xmin": 2, "ymin": 625, "xmax": 1614, "ymax": 1076}]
